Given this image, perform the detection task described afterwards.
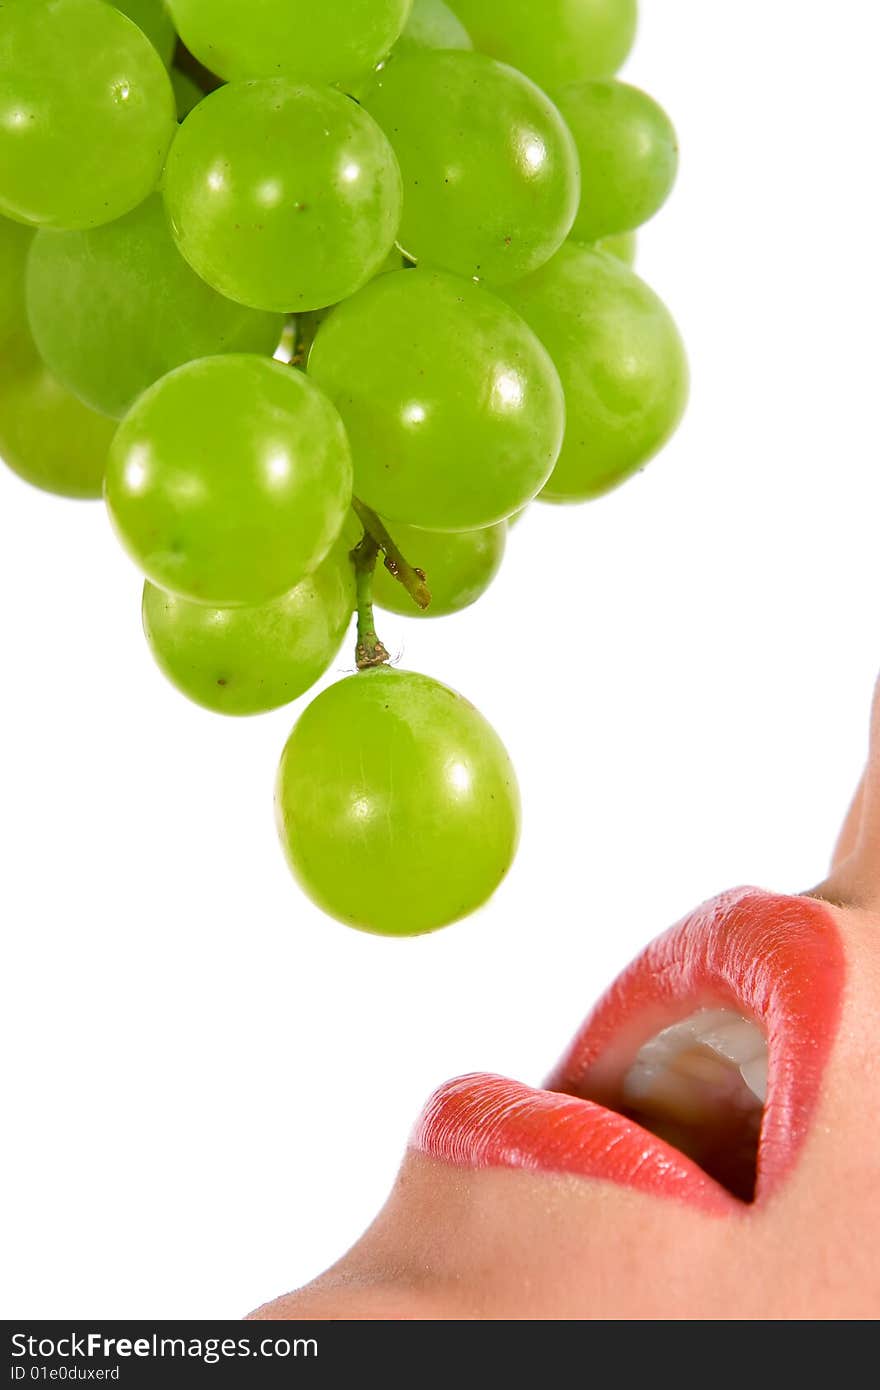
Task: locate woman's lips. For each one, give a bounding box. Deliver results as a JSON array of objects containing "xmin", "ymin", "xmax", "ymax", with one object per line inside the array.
[{"xmin": 413, "ymin": 888, "xmax": 845, "ymax": 1212}]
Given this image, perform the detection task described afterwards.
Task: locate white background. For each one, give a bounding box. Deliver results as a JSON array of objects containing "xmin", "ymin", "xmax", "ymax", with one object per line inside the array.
[{"xmin": 2, "ymin": 0, "xmax": 880, "ymax": 1318}]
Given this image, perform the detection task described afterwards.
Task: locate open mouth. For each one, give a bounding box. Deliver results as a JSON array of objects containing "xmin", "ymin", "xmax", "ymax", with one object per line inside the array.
[
  {"xmin": 583, "ymin": 1006, "xmax": 766, "ymax": 1202},
  {"xmin": 413, "ymin": 888, "xmax": 844, "ymax": 1212}
]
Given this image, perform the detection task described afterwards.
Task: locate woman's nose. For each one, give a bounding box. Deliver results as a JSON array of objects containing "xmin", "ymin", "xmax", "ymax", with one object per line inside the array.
[{"xmin": 816, "ymin": 677, "xmax": 880, "ymax": 912}]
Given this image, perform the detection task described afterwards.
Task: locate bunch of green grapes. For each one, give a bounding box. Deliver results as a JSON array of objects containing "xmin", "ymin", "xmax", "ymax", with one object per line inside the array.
[{"xmin": 0, "ymin": 0, "xmax": 686, "ymax": 937}]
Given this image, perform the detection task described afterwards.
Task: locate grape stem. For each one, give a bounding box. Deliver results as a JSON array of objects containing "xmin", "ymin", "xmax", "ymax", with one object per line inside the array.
[
  {"xmin": 352, "ymin": 534, "xmax": 391, "ymax": 670},
  {"xmin": 290, "ymin": 312, "xmax": 323, "ymax": 370},
  {"xmin": 352, "ymin": 498, "xmax": 432, "ymax": 610}
]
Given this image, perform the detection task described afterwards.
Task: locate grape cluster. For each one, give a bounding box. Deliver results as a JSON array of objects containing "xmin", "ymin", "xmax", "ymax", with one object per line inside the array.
[{"xmin": 0, "ymin": 0, "xmax": 687, "ymax": 937}]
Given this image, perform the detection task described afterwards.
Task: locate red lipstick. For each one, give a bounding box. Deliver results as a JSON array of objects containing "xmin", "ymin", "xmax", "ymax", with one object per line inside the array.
[{"xmin": 413, "ymin": 889, "xmax": 845, "ymax": 1211}]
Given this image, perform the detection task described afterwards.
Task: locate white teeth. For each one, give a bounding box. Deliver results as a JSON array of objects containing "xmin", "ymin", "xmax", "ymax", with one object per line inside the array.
[
  {"xmin": 621, "ymin": 1008, "xmax": 768, "ymax": 1116},
  {"xmin": 621, "ymin": 1056, "xmax": 666, "ymax": 1104},
  {"xmin": 740, "ymin": 1054, "xmax": 769, "ymax": 1104},
  {"xmin": 620, "ymin": 1017, "xmax": 710, "ymax": 1104},
  {"xmin": 700, "ymin": 1017, "xmax": 766, "ymax": 1068}
]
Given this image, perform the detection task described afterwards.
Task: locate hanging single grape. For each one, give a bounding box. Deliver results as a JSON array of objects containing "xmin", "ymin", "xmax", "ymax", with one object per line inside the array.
[{"xmin": 275, "ymin": 667, "xmax": 521, "ymax": 936}]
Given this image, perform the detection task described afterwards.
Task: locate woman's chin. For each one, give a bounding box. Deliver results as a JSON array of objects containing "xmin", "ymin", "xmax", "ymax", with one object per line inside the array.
[{"xmin": 245, "ymin": 1147, "xmax": 739, "ymax": 1322}]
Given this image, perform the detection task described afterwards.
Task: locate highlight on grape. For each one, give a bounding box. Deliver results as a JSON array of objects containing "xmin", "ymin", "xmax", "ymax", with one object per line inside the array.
[{"xmin": 0, "ymin": 0, "xmax": 687, "ymax": 936}]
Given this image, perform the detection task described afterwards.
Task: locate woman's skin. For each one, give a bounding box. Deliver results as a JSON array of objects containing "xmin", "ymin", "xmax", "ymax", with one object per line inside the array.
[{"xmin": 250, "ymin": 678, "xmax": 880, "ymax": 1321}]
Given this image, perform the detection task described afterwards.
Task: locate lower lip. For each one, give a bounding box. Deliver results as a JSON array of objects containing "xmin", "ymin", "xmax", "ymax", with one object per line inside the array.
[{"xmin": 413, "ymin": 888, "xmax": 845, "ymax": 1211}]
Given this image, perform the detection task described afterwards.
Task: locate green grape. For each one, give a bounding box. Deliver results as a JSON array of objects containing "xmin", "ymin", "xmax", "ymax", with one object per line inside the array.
[
  {"xmin": 394, "ymin": 0, "xmax": 473, "ymax": 54},
  {"xmin": 447, "ymin": 0, "xmax": 638, "ymax": 87},
  {"xmin": 596, "ymin": 230, "xmax": 637, "ymax": 265},
  {"xmin": 373, "ymin": 520, "xmax": 506, "ymax": 617},
  {"xmin": 0, "ymin": 0, "xmax": 176, "ymax": 231},
  {"xmin": 105, "ymin": 355, "xmax": 353, "ymax": 605},
  {"xmin": 142, "ymin": 534, "xmax": 355, "ymax": 716},
  {"xmin": 163, "ymin": 80, "xmax": 403, "ymax": 314},
  {"xmin": 362, "ymin": 52, "xmax": 579, "ymax": 284},
  {"xmin": 26, "ymin": 196, "xmax": 283, "ymax": 420},
  {"xmin": 554, "ymin": 80, "xmax": 678, "ymax": 242},
  {"xmin": 166, "ymin": 0, "xmax": 413, "ymax": 86},
  {"xmin": 0, "ymin": 342, "xmax": 115, "ymax": 499},
  {"xmin": 275, "ymin": 666, "xmax": 521, "ymax": 936},
  {"xmin": 502, "ymin": 243, "xmax": 688, "ymax": 502},
  {"xmin": 0, "ymin": 216, "xmax": 33, "ymax": 355},
  {"xmin": 171, "ymin": 68, "xmax": 204, "ymax": 121},
  {"xmin": 308, "ymin": 269, "xmax": 565, "ymax": 531},
  {"xmin": 109, "ymin": 0, "xmax": 176, "ymax": 65}
]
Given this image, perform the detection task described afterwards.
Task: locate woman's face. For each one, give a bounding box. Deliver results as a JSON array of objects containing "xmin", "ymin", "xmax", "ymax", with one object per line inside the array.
[{"xmin": 252, "ymin": 693, "xmax": 880, "ymax": 1321}]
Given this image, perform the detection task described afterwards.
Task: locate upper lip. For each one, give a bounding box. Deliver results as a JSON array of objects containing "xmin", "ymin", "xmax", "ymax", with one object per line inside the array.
[{"xmin": 413, "ymin": 888, "xmax": 845, "ymax": 1212}]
